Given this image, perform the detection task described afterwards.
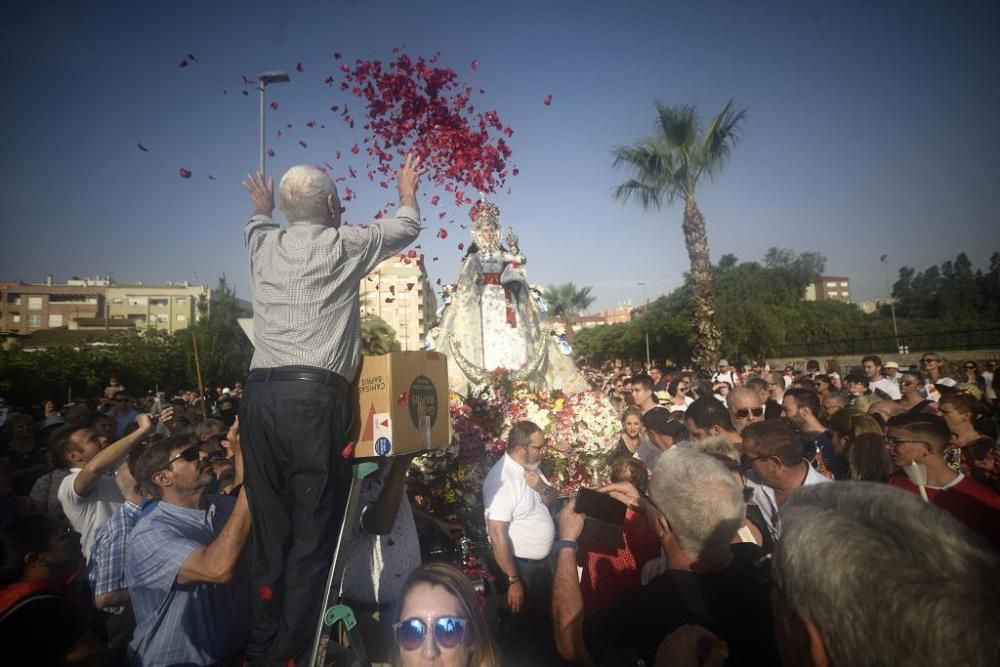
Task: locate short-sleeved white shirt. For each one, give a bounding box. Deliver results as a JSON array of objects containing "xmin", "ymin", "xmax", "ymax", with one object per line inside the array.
[
  {"xmin": 483, "ymin": 454, "xmax": 555, "ymax": 559},
  {"xmin": 58, "ymin": 468, "xmax": 123, "ymax": 559},
  {"xmin": 870, "ymin": 377, "xmax": 902, "ymax": 400}
]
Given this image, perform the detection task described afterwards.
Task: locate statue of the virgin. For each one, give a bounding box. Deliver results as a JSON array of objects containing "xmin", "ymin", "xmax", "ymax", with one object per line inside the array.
[{"xmin": 428, "ymin": 196, "xmax": 589, "ymax": 395}]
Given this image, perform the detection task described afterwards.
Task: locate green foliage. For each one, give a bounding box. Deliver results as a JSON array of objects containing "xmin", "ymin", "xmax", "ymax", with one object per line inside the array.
[
  {"xmin": 361, "ymin": 316, "xmax": 401, "ymax": 355},
  {"xmin": 892, "ymin": 251, "xmax": 1000, "ymax": 321},
  {"xmin": 573, "ymin": 250, "xmax": 1000, "ymax": 365}
]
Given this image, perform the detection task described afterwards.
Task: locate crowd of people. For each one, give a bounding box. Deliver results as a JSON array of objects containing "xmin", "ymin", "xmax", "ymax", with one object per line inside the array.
[
  {"xmin": 2, "ymin": 149, "xmax": 998, "ymax": 666},
  {"xmin": 2, "ymin": 346, "xmax": 999, "ymax": 666}
]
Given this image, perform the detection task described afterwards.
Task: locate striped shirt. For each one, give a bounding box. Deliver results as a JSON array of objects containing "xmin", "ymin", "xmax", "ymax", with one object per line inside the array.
[
  {"xmin": 88, "ymin": 500, "xmax": 141, "ymax": 614},
  {"xmin": 125, "ymin": 497, "xmax": 248, "ymax": 667},
  {"xmin": 245, "ymin": 206, "xmax": 421, "ymax": 381}
]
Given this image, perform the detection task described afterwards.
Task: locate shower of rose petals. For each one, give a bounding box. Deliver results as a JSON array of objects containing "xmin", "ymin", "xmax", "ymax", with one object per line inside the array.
[
  {"xmin": 431, "ymin": 195, "xmax": 440, "ymax": 205},
  {"xmin": 407, "ymin": 250, "xmax": 418, "ymax": 258},
  {"xmin": 323, "ymin": 161, "xmax": 334, "ymax": 170},
  {"xmin": 188, "ymin": 53, "xmax": 198, "ymax": 63},
  {"xmin": 436, "ymin": 228, "xmax": 448, "ymax": 239},
  {"xmin": 389, "ymin": 285, "xmax": 396, "ymax": 294},
  {"xmin": 335, "ymin": 150, "xmax": 341, "ymax": 159},
  {"xmin": 298, "ymin": 140, "xmax": 308, "ymax": 148},
  {"xmin": 544, "ymin": 94, "xmax": 552, "ymax": 105},
  {"xmin": 242, "ymin": 90, "xmax": 249, "ymax": 96},
  {"xmin": 267, "ymin": 148, "xmax": 275, "ymax": 157},
  {"xmin": 351, "ymin": 144, "xmax": 360, "ymax": 154},
  {"xmin": 242, "ymin": 75, "xmax": 256, "ymax": 85},
  {"xmin": 178, "ymin": 168, "xmax": 192, "ymax": 178},
  {"xmin": 334, "ymin": 52, "xmax": 343, "ymax": 60},
  {"xmin": 296, "ymin": 62, "xmax": 304, "ymax": 72},
  {"xmin": 385, "ymin": 297, "xmax": 394, "ymax": 303},
  {"xmin": 334, "ymin": 52, "xmax": 513, "ymax": 196},
  {"xmin": 208, "ymin": 174, "xmax": 217, "ymax": 180},
  {"xmin": 270, "ymin": 101, "xmax": 279, "ymax": 110},
  {"xmin": 438, "ymin": 211, "xmax": 446, "ymax": 219},
  {"xmin": 277, "ymin": 130, "xmax": 282, "ymax": 138},
  {"xmin": 178, "ymin": 59, "xmax": 189, "ymax": 68},
  {"xmin": 512, "ymin": 168, "xmax": 519, "ymax": 176},
  {"xmin": 137, "ymin": 143, "xmax": 149, "ymax": 152},
  {"xmin": 457, "ymin": 243, "xmax": 465, "ymax": 250},
  {"xmin": 471, "ymin": 60, "xmax": 478, "ymax": 70},
  {"xmin": 222, "ymin": 89, "xmax": 228, "ymax": 95},
  {"xmin": 306, "ymin": 121, "xmax": 317, "ymax": 128},
  {"xmin": 348, "ymin": 167, "xmax": 357, "ymax": 178}
]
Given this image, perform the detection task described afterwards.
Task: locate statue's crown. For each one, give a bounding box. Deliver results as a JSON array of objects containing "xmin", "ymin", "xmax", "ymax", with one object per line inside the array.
[{"xmin": 470, "ymin": 194, "xmax": 500, "ymax": 228}]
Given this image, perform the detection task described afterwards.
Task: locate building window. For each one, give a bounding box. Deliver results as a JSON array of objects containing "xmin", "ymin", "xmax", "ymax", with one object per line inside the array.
[
  {"xmin": 825, "ymin": 282, "xmax": 836, "ymax": 289},
  {"xmin": 840, "ymin": 281, "xmax": 848, "ymax": 287},
  {"xmin": 11, "ymin": 314, "xmax": 20, "ymax": 323},
  {"xmin": 6, "ymin": 295, "xmax": 20, "ymax": 305},
  {"xmin": 48, "ymin": 314, "xmax": 64, "ymax": 327},
  {"xmin": 176, "ymin": 314, "xmax": 187, "ymax": 321},
  {"xmin": 128, "ymin": 296, "xmax": 148, "ymax": 306},
  {"xmin": 175, "ymin": 297, "xmax": 188, "ymax": 304},
  {"xmin": 28, "ymin": 314, "xmax": 42, "ymax": 328},
  {"xmin": 28, "ymin": 297, "xmax": 43, "ymax": 310},
  {"xmin": 112, "ymin": 298, "xmax": 124, "ymax": 305},
  {"xmin": 150, "ymin": 298, "xmax": 169, "ymax": 307}
]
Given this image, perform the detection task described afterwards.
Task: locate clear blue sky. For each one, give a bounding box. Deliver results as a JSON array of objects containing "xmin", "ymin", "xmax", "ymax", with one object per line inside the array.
[{"xmin": 2, "ymin": 0, "xmax": 997, "ymax": 311}]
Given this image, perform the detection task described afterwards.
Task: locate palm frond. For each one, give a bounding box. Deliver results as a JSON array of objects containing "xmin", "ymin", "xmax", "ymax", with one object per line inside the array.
[
  {"xmin": 654, "ymin": 101, "xmax": 698, "ymax": 150},
  {"xmin": 612, "ymin": 140, "xmax": 682, "ymax": 208},
  {"xmin": 613, "ymin": 179, "xmax": 663, "ymax": 210},
  {"xmin": 698, "ymin": 99, "xmax": 748, "ymax": 180}
]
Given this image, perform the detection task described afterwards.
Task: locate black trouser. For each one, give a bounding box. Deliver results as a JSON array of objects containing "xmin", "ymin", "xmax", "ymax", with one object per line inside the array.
[
  {"xmin": 495, "ymin": 555, "xmax": 559, "ymax": 666},
  {"xmin": 240, "ymin": 366, "xmax": 354, "ymax": 666}
]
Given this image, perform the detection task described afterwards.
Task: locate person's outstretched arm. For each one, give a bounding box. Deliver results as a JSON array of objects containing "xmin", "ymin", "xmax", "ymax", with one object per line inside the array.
[{"xmin": 74, "ymin": 414, "xmax": 153, "ymax": 497}]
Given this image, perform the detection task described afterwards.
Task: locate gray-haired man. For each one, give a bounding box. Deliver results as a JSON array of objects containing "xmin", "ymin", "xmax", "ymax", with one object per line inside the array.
[{"xmin": 239, "ymin": 154, "xmax": 425, "ymax": 665}]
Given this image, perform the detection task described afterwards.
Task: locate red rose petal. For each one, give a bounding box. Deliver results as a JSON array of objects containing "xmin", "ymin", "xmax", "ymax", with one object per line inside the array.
[
  {"xmin": 351, "ymin": 144, "xmax": 360, "ymax": 154},
  {"xmin": 458, "ymin": 243, "xmax": 465, "ymax": 250},
  {"xmin": 407, "ymin": 250, "xmax": 418, "ymax": 258},
  {"xmin": 270, "ymin": 101, "xmax": 279, "ymax": 110},
  {"xmin": 306, "ymin": 120, "xmax": 316, "ymax": 128},
  {"xmin": 544, "ymin": 94, "xmax": 552, "ymax": 106},
  {"xmin": 267, "ymin": 148, "xmax": 275, "ymax": 157},
  {"xmin": 437, "ymin": 228, "xmax": 448, "ymax": 239},
  {"xmin": 178, "ymin": 59, "xmax": 189, "ymax": 68},
  {"xmin": 438, "ymin": 211, "xmax": 446, "ymax": 219},
  {"xmin": 431, "ymin": 195, "xmax": 440, "ymax": 205},
  {"xmin": 471, "ymin": 60, "xmax": 479, "ymax": 71},
  {"xmin": 334, "ymin": 52, "xmax": 343, "ymax": 60},
  {"xmin": 187, "ymin": 53, "xmax": 198, "ymax": 62},
  {"xmin": 397, "ymin": 392, "xmax": 408, "ymax": 406},
  {"xmin": 259, "ymin": 585, "xmax": 273, "ymax": 601},
  {"xmin": 178, "ymin": 168, "xmax": 192, "ymax": 179},
  {"xmin": 296, "ymin": 62, "xmax": 304, "ymax": 73},
  {"xmin": 208, "ymin": 174, "xmax": 216, "ymax": 181},
  {"xmin": 137, "ymin": 142, "xmax": 149, "ymax": 152},
  {"xmin": 298, "ymin": 140, "xmax": 307, "ymax": 148}
]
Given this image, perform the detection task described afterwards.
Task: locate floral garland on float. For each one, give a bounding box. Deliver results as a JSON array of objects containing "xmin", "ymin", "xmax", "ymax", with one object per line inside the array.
[{"xmin": 409, "ymin": 367, "xmax": 621, "ymax": 541}]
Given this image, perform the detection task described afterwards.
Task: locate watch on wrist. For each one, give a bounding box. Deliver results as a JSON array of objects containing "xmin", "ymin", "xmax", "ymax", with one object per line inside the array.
[{"xmin": 507, "ymin": 574, "xmax": 521, "ymax": 585}]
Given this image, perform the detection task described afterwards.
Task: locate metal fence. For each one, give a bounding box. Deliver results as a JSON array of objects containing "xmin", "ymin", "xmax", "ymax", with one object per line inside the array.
[{"xmin": 768, "ymin": 327, "xmax": 1000, "ymax": 358}]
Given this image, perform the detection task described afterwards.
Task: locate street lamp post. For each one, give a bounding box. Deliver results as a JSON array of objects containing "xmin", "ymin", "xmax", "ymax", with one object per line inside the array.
[
  {"xmin": 257, "ymin": 71, "xmax": 290, "ymax": 177},
  {"xmin": 637, "ymin": 282, "xmax": 650, "ymax": 367},
  {"xmin": 880, "ymin": 254, "xmax": 901, "ymax": 353}
]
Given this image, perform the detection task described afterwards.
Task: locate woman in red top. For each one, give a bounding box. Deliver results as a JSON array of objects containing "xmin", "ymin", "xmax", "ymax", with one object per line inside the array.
[
  {"xmin": 939, "ymin": 392, "xmax": 1000, "ymax": 493},
  {"xmin": 578, "ymin": 458, "xmax": 660, "ymax": 613}
]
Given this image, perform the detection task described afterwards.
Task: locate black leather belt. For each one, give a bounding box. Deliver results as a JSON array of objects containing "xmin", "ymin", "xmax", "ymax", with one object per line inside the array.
[{"xmin": 246, "ymin": 366, "xmax": 348, "ymax": 392}]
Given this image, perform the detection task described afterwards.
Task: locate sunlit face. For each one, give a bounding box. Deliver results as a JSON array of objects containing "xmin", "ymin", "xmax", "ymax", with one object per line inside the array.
[
  {"xmin": 69, "ymin": 429, "xmax": 102, "ymax": 466},
  {"xmin": 398, "ymin": 583, "xmax": 472, "ymax": 667},
  {"xmin": 886, "ymin": 427, "xmax": 931, "ymax": 468},
  {"xmin": 900, "ymin": 375, "xmax": 920, "ymax": 395},
  {"xmin": 623, "ymin": 414, "xmax": 642, "ymax": 438},
  {"xmin": 862, "ymin": 361, "xmax": 881, "ymax": 380},
  {"xmin": 522, "ymin": 431, "xmax": 547, "ymax": 468},
  {"xmin": 649, "ymin": 368, "xmax": 662, "ymax": 384},
  {"xmin": 631, "ymin": 383, "xmax": 653, "ymax": 406},
  {"xmin": 729, "ymin": 392, "xmax": 764, "ymax": 433},
  {"xmin": 684, "ymin": 418, "xmax": 712, "ymax": 443},
  {"xmin": 781, "ymin": 396, "xmax": 806, "ymax": 429},
  {"xmin": 741, "ymin": 437, "xmax": 781, "ymax": 486}
]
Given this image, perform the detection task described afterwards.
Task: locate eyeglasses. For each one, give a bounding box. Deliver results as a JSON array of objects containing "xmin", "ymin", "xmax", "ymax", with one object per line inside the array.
[
  {"xmin": 394, "ymin": 616, "xmax": 469, "ymax": 651},
  {"xmin": 964, "ymin": 365, "xmax": 976, "ymax": 370},
  {"xmin": 164, "ymin": 445, "xmax": 201, "ymax": 468},
  {"xmin": 734, "ymin": 407, "xmax": 765, "ymax": 419},
  {"xmin": 741, "ymin": 454, "xmax": 773, "ymax": 469}
]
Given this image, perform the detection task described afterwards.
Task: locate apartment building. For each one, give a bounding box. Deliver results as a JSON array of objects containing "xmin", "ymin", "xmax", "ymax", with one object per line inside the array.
[{"xmin": 359, "ymin": 256, "xmax": 438, "ymax": 350}]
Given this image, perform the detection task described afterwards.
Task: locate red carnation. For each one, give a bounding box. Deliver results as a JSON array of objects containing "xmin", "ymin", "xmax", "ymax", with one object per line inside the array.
[
  {"xmin": 178, "ymin": 168, "xmax": 192, "ymax": 179},
  {"xmin": 543, "ymin": 94, "xmax": 552, "ymax": 106}
]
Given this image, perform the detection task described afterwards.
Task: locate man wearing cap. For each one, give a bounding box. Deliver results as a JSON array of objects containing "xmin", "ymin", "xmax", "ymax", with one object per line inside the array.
[
  {"xmin": 861, "ymin": 355, "xmax": 901, "ymax": 400},
  {"xmin": 712, "ymin": 360, "xmax": 741, "ymax": 388},
  {"xmin": 636, "ymin": 409, "xmax": 688, "ymax": 470},
  {"xmin": 238, "ymin": 155, "xmax": 426, "ymax": 665}
]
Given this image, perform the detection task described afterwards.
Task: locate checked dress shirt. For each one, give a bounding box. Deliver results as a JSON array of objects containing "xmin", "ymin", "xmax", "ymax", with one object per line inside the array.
[{"xmin": 88, "ymin": 500, "xmax": 142, "ymax": 614}]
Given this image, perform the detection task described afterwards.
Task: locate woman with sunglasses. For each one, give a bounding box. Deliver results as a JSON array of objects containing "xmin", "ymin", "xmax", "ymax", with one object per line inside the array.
[
  {"xmin": 393, "ymin": 562, "xmax": 499, "ymax": 667},
  {"xmin": 896, "ymin": 370, "xmax": 937, "ymax": 414},
  {"xmin": 665, "ymin": 377, "xmax": 693, "ymax": 413}
]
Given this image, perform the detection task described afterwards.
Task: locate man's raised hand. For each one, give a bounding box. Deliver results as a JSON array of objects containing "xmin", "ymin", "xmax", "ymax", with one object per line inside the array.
[
  {"xmin": 242, "ymin": 171, "xmax": 274, "ymax": 217},
  {"xmin": 397, "ymin": 153, "xmax": 427, "ymax": 208}
]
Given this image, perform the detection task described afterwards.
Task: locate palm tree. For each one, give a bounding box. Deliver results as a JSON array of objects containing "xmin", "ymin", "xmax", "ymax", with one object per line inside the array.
[
  {"xmin": 361, "ymin": 315, "xmax": 401, "ymax": 355},
  {"xmin": 542, "ymin": 282, "xmax": 596, "ymax": 334},
  {"xmin": 612, "ymin": 99, "xmax": 747, "ymax": 368}
]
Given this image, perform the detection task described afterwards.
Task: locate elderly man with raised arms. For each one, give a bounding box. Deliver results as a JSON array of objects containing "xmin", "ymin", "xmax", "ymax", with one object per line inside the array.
[{"xmin": 239, "ymin": 154, "xmax": 426, "ymax": 665}]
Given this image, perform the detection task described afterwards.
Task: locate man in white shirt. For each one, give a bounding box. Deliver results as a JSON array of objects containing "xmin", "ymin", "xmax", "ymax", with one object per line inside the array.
[
  {"xmin": 712, "ymin": 359, "xmax": 741, "ymax": 388},
  {"xmin": 740, "ymin": 420, "xmax": 832, "ymax": 541},
  {"xmin": 861, "ymin": 355, "xmax": 902, "ymax": 400},
  {"xmin": 483, "ymin": 421, "xmax": 558, "ymax": 665},
  {"xmin": 55, "ymin": 414, "xmax": 153, "ymax": 559}
]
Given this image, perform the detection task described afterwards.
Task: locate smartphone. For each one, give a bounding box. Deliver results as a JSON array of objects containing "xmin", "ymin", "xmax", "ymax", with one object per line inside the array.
[{"xmin": 575, "ymin": 487, "xmax": 626, "ymax": 526}]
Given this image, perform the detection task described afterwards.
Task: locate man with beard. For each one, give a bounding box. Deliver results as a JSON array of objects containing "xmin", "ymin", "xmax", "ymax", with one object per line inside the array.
[
  {"xmin": 483, "ymin": 421, "xmax": 558, "ymax": 665},
  {"xmin": 781, "ymin": 388, "xmax": 847, "ymax": 480},
  {"xmin": 126, "ymin": 432, "xmax": 250, "ymax": 666}
]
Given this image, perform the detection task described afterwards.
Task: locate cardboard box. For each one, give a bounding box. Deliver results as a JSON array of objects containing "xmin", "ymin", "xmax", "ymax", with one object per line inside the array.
[{"xmin": 352, "ymin": 351, "xmax": 451, "ymax": 457}]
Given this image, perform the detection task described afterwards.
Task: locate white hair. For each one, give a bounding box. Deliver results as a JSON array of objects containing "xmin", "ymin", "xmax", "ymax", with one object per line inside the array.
[
  {"xmin": 648, "ymin": 449, "xmax": 744, "ymax": 557},
  {"xmin": 694, "ymin": 435, "xmax": 741, "ymax": 466},
  {"xmin": 278, "ymin": 165, "xmax": 335, "ymax": 224},
  {"xmin": 776, "ymin": 482, "xmax": 1000, "ymax": 666}
]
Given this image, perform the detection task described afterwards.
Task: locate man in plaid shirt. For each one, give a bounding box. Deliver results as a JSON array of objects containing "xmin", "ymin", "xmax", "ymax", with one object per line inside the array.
[{"xmin": 88, "ymin": 453, "xmax": 144, "ymax": 656}]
